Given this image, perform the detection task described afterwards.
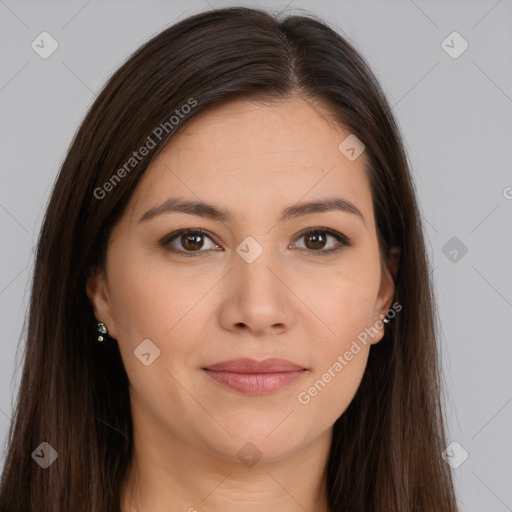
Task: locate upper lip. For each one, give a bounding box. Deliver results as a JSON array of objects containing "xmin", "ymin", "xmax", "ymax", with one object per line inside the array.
[{"xmin": 203, "ymin": 358, "xmax": 306, "ymax": 373}]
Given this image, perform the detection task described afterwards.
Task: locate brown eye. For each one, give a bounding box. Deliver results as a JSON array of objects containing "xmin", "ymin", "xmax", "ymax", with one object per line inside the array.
[
  {"xmin": 181, "ymin": 232, "xmax": 205, "ymax": 251},
  {"xmin": 303, "ymin": 231, "xmax": 328, "ymax": 250},
  {"xmin": 161, "ymin": 227, "xmax": 352, "ymax": 258},
  {"xmin": 292, "ymin": 228, "xmax": 352, "ymax": 256},
  {"xmin": 161, "ymin": 229, "xmax": 220, "ymax": 256}
]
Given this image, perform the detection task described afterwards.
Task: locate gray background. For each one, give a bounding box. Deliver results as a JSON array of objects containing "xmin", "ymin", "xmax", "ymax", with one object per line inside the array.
[{"xmin": 1, "ymin": 0, "xmax": 511, "ymax": 510}]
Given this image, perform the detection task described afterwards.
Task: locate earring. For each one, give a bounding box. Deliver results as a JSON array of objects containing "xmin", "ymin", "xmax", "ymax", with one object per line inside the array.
[
  {"xmin": 383, "ymin": 317, "xmax": 390, "ymax": 324},
  {"xmin": 97, "ymin": 321, "xmax": 108, "ymax": 342}
]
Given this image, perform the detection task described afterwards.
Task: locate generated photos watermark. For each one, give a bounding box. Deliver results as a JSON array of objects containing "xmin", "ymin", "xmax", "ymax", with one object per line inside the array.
[
  {"xmin": 297, "ymin": 301, "xmax": 402, "ymax": 405},
  {"xmin": 93, "ymin": 97, "xmax": 198, "ymax": 200}
]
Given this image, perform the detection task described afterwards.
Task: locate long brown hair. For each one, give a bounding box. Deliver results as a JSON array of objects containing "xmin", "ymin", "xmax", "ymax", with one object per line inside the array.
[{"xmin": 0, "ymin": 6, "xmax": 457, "ymax": 511}]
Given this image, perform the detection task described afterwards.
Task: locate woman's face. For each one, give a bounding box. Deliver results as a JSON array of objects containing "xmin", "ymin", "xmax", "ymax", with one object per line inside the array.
[{"xmin": 87, "ymin": 95, "xmax": 395, "ymax": 463}]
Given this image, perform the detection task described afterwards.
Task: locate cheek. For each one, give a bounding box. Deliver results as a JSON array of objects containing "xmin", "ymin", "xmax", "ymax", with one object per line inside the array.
[
  {"xmin": 105, "ymin": 255, "xmax": 209, "ymax": 412},
  {"xmin": 107, "ymin": 253, "xmax": 212, "ymax": 358},
  {"xmin": 301, "ymin": 254, "xmax": 381, "ymax": 338},
  {"xmin": 298, "ymin": 347, "xmax": 369, "ymax": 429},
  {"xmin": 294, "ymin": 255, "xmax": 379, "ymax": 416},
  {"xmin": 296, "ymin": 271, "xmax": 378, "ymax": 420}
]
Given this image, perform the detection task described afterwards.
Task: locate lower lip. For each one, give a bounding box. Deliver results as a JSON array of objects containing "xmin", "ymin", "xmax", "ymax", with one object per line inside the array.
[{"xmin": 202, "ymin": 369, "xmax": 306, "ymax": 394}]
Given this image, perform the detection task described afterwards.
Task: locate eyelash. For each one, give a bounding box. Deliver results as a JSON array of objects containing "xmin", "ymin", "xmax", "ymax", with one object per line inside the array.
[{"xmin": 160, "ymin": 227, "xmax": 353, "ymax": 258}]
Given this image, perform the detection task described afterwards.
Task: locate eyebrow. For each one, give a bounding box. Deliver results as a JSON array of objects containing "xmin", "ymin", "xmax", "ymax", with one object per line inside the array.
[{"xmin": 139, "ymin": 197, "xmax": 366, "ymax": 227}]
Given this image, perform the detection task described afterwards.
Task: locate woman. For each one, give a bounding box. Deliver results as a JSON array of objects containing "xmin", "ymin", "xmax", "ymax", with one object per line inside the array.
[{"xmin": 0, "ymin": 6, "xmax": 458, "ymax": 511}]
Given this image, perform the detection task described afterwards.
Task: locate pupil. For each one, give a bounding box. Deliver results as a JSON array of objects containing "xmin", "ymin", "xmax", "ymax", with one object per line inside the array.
[
  {"xmin": 183, "ymin": 233, "xmax": 203, "ymax": 250},
  {"xmin": 307, "ymin": 232, "xmax": 325, "ymax": 250}
]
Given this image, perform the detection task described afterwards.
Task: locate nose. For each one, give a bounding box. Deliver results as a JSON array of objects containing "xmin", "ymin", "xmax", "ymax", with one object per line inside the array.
[{"xmin": 218, "ymin": 250, "xmax": 295, "ymax": 337}]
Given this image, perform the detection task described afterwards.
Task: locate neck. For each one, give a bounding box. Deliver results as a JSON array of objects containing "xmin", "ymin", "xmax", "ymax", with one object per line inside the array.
[{"xmin": 120, "ymin": 420, "xmax": 332, "ymax": 512}]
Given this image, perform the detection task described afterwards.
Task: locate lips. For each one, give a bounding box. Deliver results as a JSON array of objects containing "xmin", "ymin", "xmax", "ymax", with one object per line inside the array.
[
  {"xmin": 203, "ymin": 357, "xmax": 306, "ymax": 373},
  {"xmin": 202, "ymin": 358, "xmax": 308, "ymax": 394}
]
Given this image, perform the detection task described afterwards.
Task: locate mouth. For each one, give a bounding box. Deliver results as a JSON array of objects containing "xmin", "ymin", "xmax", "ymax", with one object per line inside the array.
[{"xmin": 201, "ymin": 358, "xmax": 308, "ymax": 395}]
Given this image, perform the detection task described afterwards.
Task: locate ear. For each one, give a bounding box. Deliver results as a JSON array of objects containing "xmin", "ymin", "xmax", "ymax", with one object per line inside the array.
[
  {"xmin": 370, "ymin": 246, "xmax": 401, "ymax": 345},
  {"xmin": 86, "ymin": 266, "xmax": 118, "ymax": 339}
]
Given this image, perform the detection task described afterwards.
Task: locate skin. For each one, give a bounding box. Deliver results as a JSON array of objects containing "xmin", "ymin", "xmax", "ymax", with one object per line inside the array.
[{"xmin": 87, "ymin": 94, "xmax": 398, "ymax": 512}]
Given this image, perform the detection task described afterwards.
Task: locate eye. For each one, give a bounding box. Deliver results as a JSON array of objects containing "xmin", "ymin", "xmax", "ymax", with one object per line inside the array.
[
  {"xmin": 160, "ymin": 227, "xmax": 353, "ymax": 258},
  {"xmin": 160, "ymin": 228, "xmax": 220, "ymax": 257},
  {"xmin": 291, "ymin": 228, "xmax": 353, "ymax": 256}
]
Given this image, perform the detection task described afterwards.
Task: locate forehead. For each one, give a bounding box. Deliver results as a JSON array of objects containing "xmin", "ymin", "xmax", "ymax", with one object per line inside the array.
[
  {"xmin": 168, "ymin": 95, "xmax": 355, "ymax": 164},
  {"xmin": 128, "ymin": 95, "xmax": 373, "ymax": 226}
]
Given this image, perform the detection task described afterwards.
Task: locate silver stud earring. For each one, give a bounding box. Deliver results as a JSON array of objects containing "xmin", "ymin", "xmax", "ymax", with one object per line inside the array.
[{"xmin": 97, "ymin": 321, "xmax": 108, "ymax": 342}]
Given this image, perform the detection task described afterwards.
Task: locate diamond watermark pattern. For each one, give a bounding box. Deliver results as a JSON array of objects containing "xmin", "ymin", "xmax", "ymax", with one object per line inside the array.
[
  {"xmin": 441, "ymin": 31, "xmax": 469, "ymax": 59},
  {"xmin": 442, "ymin": 236, "xmax": 468, "ymax": 263},
  {"xmin": 236, "ymin": 442, "xmax": 262, "ymax": 468},
  {"xmin": 134, "ymin": 338, "xmax": 161, "ymax": 366},
  {"xmin": 31, "ymin": 442, "xmax": 58, "ymax": 468},
  {"xmin": 338, "ymin": 134, "xmax": 365, "ymax": 161},
  {"xmin": 31, "ymin": 32, "xmax": 59, "ymax": 59},
  {"xmin": 236, "ymin": 236, "xmax": 263, "ymax": 264},
  {"xmin": 442, "ymin": 441, "xmax": 469, "ymax": 469}
]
